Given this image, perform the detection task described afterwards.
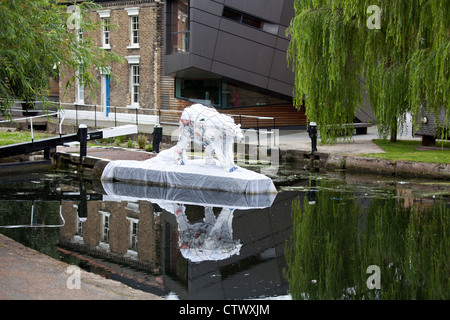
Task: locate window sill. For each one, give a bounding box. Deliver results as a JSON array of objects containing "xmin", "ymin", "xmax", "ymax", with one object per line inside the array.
[
  {"xmin": 127, "ymin": 44, "xmax": 140, "ymax": 50},
  {"xmin": 101, "ymin": 45, "xmax": 111, "ymax": 50},
  {"xmin": 126, "ymin": 104, "xmax": 140, "ymax": 109}
]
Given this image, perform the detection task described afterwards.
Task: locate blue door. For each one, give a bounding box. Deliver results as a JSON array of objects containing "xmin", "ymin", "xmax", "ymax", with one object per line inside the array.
[{"xmin": 105, "ymin": 75, "xmax": 111, "ymax": 117}]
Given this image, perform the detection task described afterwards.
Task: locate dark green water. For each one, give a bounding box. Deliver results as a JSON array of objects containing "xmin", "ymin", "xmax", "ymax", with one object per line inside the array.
[
  {"xmin": 0, "ymin": 167, "xmax": 448, "ymax": 299},
  {"xmin": 284, "ymin": 179, "xmax": 449, "ymax": 300}
]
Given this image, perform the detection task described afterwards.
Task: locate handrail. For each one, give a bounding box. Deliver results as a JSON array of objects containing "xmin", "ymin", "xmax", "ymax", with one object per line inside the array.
[
  {"xmin": 0, "ymin": 111, "xmax": 60, "ymax": 124},
  {"xmin": 60, "ymin": 102, "xmax": 276, "ymax": 128},
  {"xmin": 3, "ymin": 100, "xmax": 276, "ymax": 122},
  {"xmin": 1, "ymin": 100, "xmax": 277, "ymax": 136},
  {"xmin": 0, "ymin": 110, "xmax": 64, "ymax": 141}
]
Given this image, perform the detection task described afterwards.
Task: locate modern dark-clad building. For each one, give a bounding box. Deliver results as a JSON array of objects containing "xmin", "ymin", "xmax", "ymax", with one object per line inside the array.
[{"xmin": 163, "ymin": 0, "xmax": 307, "ymax": 128}]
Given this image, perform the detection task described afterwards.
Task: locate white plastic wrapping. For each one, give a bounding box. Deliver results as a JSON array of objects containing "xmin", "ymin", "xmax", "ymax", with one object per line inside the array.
[
  {"xmin": 101, "ymin": 146, "xmax": 277, "ymax": 194},
  {"xmin": 101, "ymin": 181, "xmax": 276, "ymax": 209},
  {"xmin": 176, "ymin": 206, "xmax": 241, "ymax": 262},
  {"xmin": 101, "ymin": 180, "xmax": 276, "ymax": 262},
  {"xmin": 174, "ymin": 104, "xmax": 244, "ymax": 172}
]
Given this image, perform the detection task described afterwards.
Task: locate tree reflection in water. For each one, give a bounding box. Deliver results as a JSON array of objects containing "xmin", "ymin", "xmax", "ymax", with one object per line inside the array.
[{"xmin": 284, "ymin": 180, "xmax": 449, "ymax": 300}]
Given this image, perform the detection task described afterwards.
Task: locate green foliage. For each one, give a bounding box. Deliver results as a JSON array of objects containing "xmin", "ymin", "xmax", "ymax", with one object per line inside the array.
[
  {"xmin": 361, "ymin": 139, "xmax": 450, "ymax": 163},
  {"xmin": 0, "ymin": 200, "xmax": 65, "ymax": 258},
  {"xmin": 0, "ymin": 131, "xmax": 54, "ymax": 146},
  {"xmin": 127, "ymin": 137, "xmax": 134, "ymax": 148},
  {"xmin": 0, "ymin": 0, "xmax": 123, "ymax": 117},
  {"xmin": 116, "ymin": 135, "xmax": 126, "ymax": 143},
  {"xmin": 287, "ymin": 0, "xmax": 449, "ymax": 142},
  {"xmin": 284, "ymin": 179, "xmax": 449, "ymax": 299},
  {"xmin": 287, "ymin": 4, "xmax": 364, "ymax": 143},
  {"xmin": 137, "ymin": 134, "xmax": 147, "ymax": 149},
  {"xmin": 114, "ymin": 136, "xmax": 125, "ymax": 147}
]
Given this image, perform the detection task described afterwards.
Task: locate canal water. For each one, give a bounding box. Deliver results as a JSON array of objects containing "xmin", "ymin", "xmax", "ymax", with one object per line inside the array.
[{"xmin": 0, "ymin": 165, "xmax": 448, "ymax": 300}]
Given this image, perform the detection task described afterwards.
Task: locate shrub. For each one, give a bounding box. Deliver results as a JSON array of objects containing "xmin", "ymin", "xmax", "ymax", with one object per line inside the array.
[
  {"xmin": 127, "ymin": 137, "xmax": 134, "ymax": 148},
  {"xmin": 137, "ymin": 134, "xmax": 147, "ymax": 149}
]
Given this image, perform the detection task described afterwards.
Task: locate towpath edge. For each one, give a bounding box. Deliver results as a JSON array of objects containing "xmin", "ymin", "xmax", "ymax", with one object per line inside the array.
[{"xmin": 0, "ymin": 233, "xmax": 163, "ymax": 300}]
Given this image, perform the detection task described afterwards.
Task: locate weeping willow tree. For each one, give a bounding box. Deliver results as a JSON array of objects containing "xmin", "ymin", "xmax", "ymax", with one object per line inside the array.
[
  {"xmin": 287, "ymin": 0, "xmax": 449, "ymax": 142},
  {"xmin": 0, "ymin": 0, "xmax": 123, "ymax": 118}
]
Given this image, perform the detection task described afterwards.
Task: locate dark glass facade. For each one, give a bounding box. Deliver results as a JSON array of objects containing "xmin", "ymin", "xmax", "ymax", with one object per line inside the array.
[
  {"xmin": 164, "ymin": 0, "xmax": 295, "ymax": 98},
  {"xmin": 175, "ymin": 78, "xmax": 290, "ymax": 109}
]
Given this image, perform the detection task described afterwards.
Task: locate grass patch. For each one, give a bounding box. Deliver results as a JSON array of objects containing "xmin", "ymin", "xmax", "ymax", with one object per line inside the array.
[
  {"xmin": 0, "ymin": 131, "xmax": 54, "ymax": 146},
  {"xmin": 361, "ymin": 139, "xmax": 450, "ymax": 164}
]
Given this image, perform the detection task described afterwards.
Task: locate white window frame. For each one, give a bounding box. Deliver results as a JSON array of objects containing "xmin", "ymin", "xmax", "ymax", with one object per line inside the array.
[
  {"xmin": 76, "ymin": 66, "xmax": 84, "ymax": 104},
  {"xmin": 125, "ymin": 55, "xmax": 140, "ymax": 107},
  {"xmin": 125, "ymin": 7, "xmax": 140, "ymax": 49},
  {"xmin": 131, "ymin": 16, "xmax": 139, "ymax": 45},
  {"xmin": 131, "ymin": 65, "xmax": 140, "ymax": 106},
  {"xmin": 103, "ymin": 18, "xmax": 111, "ymax": 49},
  {"xmin": 97, "ymin": 10, "xmax": 111, "ymax": 49},
  {"xmin": 99, "ymin": 211, "xmax": 111, "ymax": 243},
  {"xmin": 127, "ymin": 217, "xmax": 139, "ymax": 250}
]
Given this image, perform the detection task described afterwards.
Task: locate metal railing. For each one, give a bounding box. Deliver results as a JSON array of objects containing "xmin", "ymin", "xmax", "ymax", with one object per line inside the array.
[
  {"xmin": 0, "ymin": 108, "xmax": 63, "ymax": 142},
  {"xmin": 1, "ymin": 100, "xmax": 277, "ymax": 145},
  {"xmin": 58, "ymin": 102, "xmax": 276, "ymax": 131},
  {"xmin": 60, "ymin": 102, "xmax": 160, "ymax": 128}
]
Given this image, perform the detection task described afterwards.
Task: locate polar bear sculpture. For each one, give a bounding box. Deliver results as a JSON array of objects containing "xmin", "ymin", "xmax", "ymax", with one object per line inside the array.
[
  {"xmin": 175, "ymin": 204, "xmax": 242, "ymax": 262},
  {"xmin": 174, "ymin": 104, "xmax": 244, "ymax": 172}
]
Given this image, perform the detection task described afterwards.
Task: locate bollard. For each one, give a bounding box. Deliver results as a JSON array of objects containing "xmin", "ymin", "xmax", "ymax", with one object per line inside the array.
[
  {"xmin": 78, "ymin": 124, "xmax": 88, "ymax": 166},
  {"xmin": 307, "ymin": 122, "xmax": 317, "ymax": 156},
  {"xmin": 306, "ymin": 179, "xmax": 317, "ymax": 205},
  {"xmin": 152, "ymin": 124, "xmax": 163, "ymax": 153}
]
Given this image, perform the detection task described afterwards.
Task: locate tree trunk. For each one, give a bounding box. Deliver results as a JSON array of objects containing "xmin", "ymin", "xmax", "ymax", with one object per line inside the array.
[{"xmin": 390, "ymin": 123, "xmax": 397, "ymax": 143}]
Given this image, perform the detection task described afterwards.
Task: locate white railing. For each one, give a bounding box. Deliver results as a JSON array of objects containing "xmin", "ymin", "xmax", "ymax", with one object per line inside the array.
[{"xmin": 0, "ymin": 108, "xmax": 63, "ymax": 141}]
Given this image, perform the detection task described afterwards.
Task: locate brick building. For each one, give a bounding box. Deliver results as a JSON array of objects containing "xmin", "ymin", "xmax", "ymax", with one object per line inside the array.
[{"xmin": 59, "ymin": 0, "xmax": 181, "ymax": 125}]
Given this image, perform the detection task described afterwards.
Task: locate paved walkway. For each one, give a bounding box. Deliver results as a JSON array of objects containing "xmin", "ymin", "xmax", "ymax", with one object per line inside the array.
[
  {"xmin": 57, "ymin": 145, "xmax": 156, "ymax": 161},
  {"xmin": 277, "ymin": 126, "xmax": 420, "ymax": 155},
  {"xmin": 0, "ymin": 234, "xmax": 163, "ymax": 300},
  {"xmin": 77, "ymin": 116, "xmax": 423, "ymax": 154},
  {"xmin": 56, "ymin": 124, "xmax": 421, "ymax": 161}
]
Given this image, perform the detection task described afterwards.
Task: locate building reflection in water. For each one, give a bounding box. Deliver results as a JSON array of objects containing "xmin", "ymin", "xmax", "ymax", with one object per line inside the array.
[
  {"xmin": 59, "ymin": 198, "xmax": 161, "ymax": 273},
  {"xmin": 57, "ymin": 179, "xmax": 292, "ymax": 299}
]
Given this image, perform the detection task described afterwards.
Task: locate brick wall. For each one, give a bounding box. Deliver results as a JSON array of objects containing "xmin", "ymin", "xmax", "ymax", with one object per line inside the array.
[{"xmin": 59, "ymin": 0, "xmax": 165, "ymax": 113}]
